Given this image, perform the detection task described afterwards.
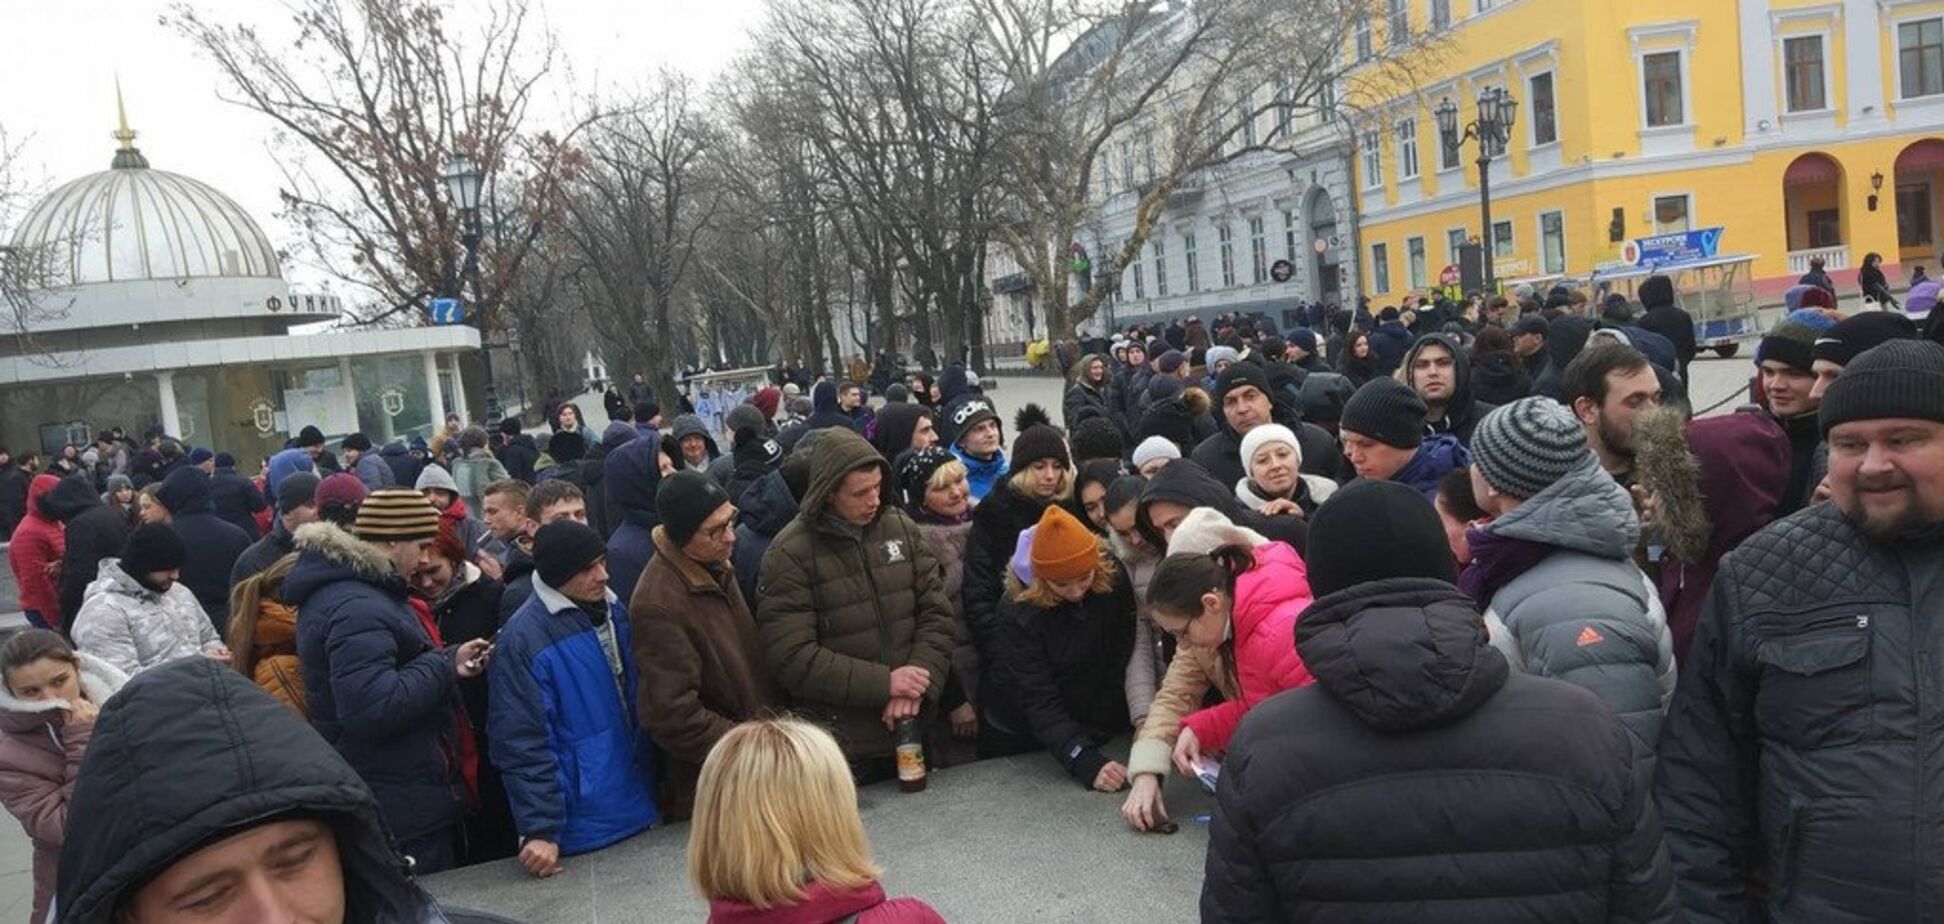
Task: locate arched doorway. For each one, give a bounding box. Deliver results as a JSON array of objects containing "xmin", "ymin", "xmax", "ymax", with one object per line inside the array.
[
  {"xmin": 1783, "ymin": 152, "xmax": 1848, "ymax": 276},
  {"xmin": 1307, "ymin": 188, "xmax": 1340, "ymax": 305},
  {"xmin": 1894, "ymin": 139, "xmax": 1944, "ymax": 267}
]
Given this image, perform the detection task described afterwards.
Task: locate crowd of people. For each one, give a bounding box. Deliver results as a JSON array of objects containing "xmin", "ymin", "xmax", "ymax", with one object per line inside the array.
[{"xmin": 1, "ymin": 264, "xmax": 1943, "ymax": 921}]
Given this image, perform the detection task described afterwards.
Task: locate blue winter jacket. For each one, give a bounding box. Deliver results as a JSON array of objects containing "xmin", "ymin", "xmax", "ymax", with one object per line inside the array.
[
  {"xmin": 603, "ymin": 435, "xmax": 663, "ymax": 604},
  {"xmin": 265, "ymin": 446, "xmax": 316, "ymax": 494},
  {"xmin": 489, "ymin": 578, "xmax": 659, "ymax": 855},
  {"xmin": 1393, "ymin": 433, "xmax": 1471, "ymax": 501},
  {"xmin": 284, "ymin": 522, "xmax": 464, "ymax": 842},
  {"xmin": 732, "ymin": 468, "xmax": 799, "ymax": 605},
  {"xmin": 954, "ymin": 447, "xmax": 1009, "ymax": 504},
  {"xmin": 1369, "ymin": 322, "xmax": 1415, "ymax": 377}
]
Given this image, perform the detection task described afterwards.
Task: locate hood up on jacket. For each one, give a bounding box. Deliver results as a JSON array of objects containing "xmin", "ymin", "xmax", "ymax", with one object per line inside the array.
[
  {"xmin": 23, "ymin": 474, "xmax": 62, "ymax": 525},
  {"xmin": 602, "ymin": 436, "xmax": 663, "ymax": 531},
  {"xmin": 155, "ymin": 468, "xmax": 215, "ymax": 517},
  {"xmin": 739, "ymin": 467, "xmax": 801, "ymax": 540},
  {"xmin": 870, "ymin": 403, "xmax": 932, "ymax": 460},
  {"xmin": 39, "ymin": 474, "xmax": 103, "ymax": 524},
  {"xmin": 798, "ymin": 428, "xmax": 889, "ymax": 526},
  {"xmin": 1683, "ymin": 411, "xmax": 1790, "ymax": 567},
  {"xmin": 1544, "ymin": 316, "xmax": 1599, "ymax": 374},
  {"xmin": 55, "ymin": 657, "xmax": 457, "ymax": 924},
  {"xmin": 599, "ymin": 420, "xmax": 639, "ymax": 452},
  {"xmin": 812, "ymin": 380, "xmax": 841, "ymax": 415},
  {"xmin": 1402, "ymin": 333, "xmax": 1485, "ymax": 432},
  {"xmin": 1295, "ymin": 577, "xmax": 1510, "ymax": 733},
  {"xmin": 282, "ymin": 521, "xmax": 401, "ymax": 607},
  {"xmin": 0, "ymin": 651, "xmax": 127, "ymax": 737},
  {"xmin": 1482, "ymin": 458, "xmax": 1640, "ymax": 560},
  {"xmin": 937, "ymin": 365, "xmax": 971, "ymax": 404},
  {"xmin": 669, "ymin": 414, "xmax": 721, "ymax": 460}
]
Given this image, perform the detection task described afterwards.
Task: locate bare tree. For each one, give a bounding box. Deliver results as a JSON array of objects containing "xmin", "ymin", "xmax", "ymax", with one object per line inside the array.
[{"xmin": 0, "ymin": 128, "xmax": 73, "ymax": 352}]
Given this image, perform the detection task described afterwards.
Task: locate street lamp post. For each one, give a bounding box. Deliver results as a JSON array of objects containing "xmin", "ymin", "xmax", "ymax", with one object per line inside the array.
[
  {"xmin": 1436, "ymin": 86, "xmax": 1516, "ymax": 294},
  {"xmin": 442, "ymin": 153, "xmax": 500, "ymax": 423}
]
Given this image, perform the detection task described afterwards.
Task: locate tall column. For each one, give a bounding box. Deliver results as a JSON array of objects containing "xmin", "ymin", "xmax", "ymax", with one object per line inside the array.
[
  {"xmin": 422, "ymin": 351, "xmax": 446, "ymax": 430},
  {"xmin": 447, "ymin": 353, "xmax": 470, "ymax": 424},
  {"xmin": 155, "ymin": 370, "xmax": 182, "ymax": 439},
  {"xmin": 337, "ymin": 357, "xmax": 361, "ymax": 437}
]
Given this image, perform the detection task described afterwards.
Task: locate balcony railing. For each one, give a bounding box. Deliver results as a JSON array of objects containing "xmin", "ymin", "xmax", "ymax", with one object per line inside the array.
[{"xmin": 1787, "ymin": 245, "xmax": 1849, "ymax": 276}]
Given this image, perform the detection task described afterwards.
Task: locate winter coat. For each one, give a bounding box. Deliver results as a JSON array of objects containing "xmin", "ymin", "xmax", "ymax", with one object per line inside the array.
[
  {"xmin": 1389, "ymin": 432, "xmax": 1471, "ymax": 501},
  {"xmin": 263, "ymin": 445, "xmax": 317, "ymax": 494},
  {"xmin": 1135, "ymin": 459, "xmax": 1308, "ymax": 554},
  {"xmin": 489, "ymin": 574, "xmax": 658, "ymax": 855},
  {"xmin": 1471, "ymin": 351, "xmax": 1533, "ymax": 405},
  {"xmin": 1180, "ymin": 542, "xmax": 1313, "ymax": 757},
  {"xmin": 0, "ymin": 464, "xmax": 26, "ymax": 539},
  {"xmin": 206, "ymin": 466, "xmax": 267, "ymax": 539},
  {"xmin": 451, "ymin": 449, "xmax": 509, "ymax": 514},
  {"xmin": 498, "ymin": 539, "xmax": 538, "ymax": 622},
  {"xmin": 706, "ymin": 880, "xmax": 947, "ymax": 924},
  {"xmin": 1473, "ymin": 459, "xmax": 1677, "ymax": 750},
  {"xmin": 961, "ymin": 484, "xmax": 1057, "ymax": 684},
  {"xmin": 1201, "ymin": 577, "xmax": 1674, "ymax": 923},
  {"xmin": 154, "ymin": 474, "xmax": 253, "ymax": 634},
  {"xmin": 951, "ymin": 446, "xmax": 1008, "ymax": 504},
  {"xmin": 1129, "ymin": 643, "xmax": 1236, "ymax": 779},
  {"xmin": 1109, "ymin": 535, "xmax": 1164, "ymax": 728},
  {"xmin": 1367, "ymin": 321, "xmax": 1414, "ymax": 376},
  {"xmin": 1192, "ymin": 413, "xmax": 1348, "ymax": 489},
  {"xmin": 350, "ymin": 451, "xmax": 398, "ymax": 491},
  {"xmin": 0, "ymin": 652, "xmax": 124, "ymax": 924},
  {"xmin": 1797, "ymin": 267, "xmax": 1836, "ymax": 293},
  {"xmin": 912, "ymin": 516, "xmax": 976, "ymax": 705},
  {"xmin": 753, "ymin": 430, "xmax": 957, "ymax": 760},
  {"xmin": 630, "ymin": 527, "xmax": 777, "ymax": 821},
  {"xmin": 1233, "ymin": 473, "xmax": 1337, "ymax": 518},
  {"xmin": 54, "ymin": 657, "xmax": 519, "ymax": 924},
  {"xmin": 243, "ymin": 592, "xmax": 307, "ymax": 716},
  {"xmin": 41, "ymin": 476, "xmax": 130, "ymax": 628},
  {"xmin": 1653, "ymin": 410, "xmax": 1790, "ymax": 662},
  {"xmin": 1638, "ymin": 302, "xmax": 1698, "ymax": 379},
  {"xmin": 231, "ymin": 515, "xmax": 298, "ymax": 586},
  {"xmin": 495, "ymin": 434, "xmax": 541, "ymax": 484},
  {"xmin": 381, "ymin": 441, "xmax": 426, "ymax": 488},
  {"xmin": 731, "ymin": 468, "xmax": 797, "ymax": 606},
  {"xmin": 71, "ymin": 559, "xmax": 223, "ymax": 676},
  {"xmin": 1655, "ymin": 503, "xmax": 1944, "ymax": 923},
  {"xmin": 7, "ymin": 475, "xmax": 64, "ymax": 620},
  {"xmin": 1063, "ymin": 378, "xmax": 1117, "ymax": 434},
  {"xmin": 987, "ymin": 567, "xmax": 1136, "ymax": 785},
  {"xmin": 723, "ymin": 455, "xmax": 775, "ymax": 508},
  {"xmin": 284, "ymin": 521, "xmax": 466, "ymax": 843},
  {"xmin": 603, "ymin": 437, "xmax": 664, "ymax": 604},
  {"xmin": 1531, "ymin": 316, "xmax": 1597, "ymax": 403},
  {"xmin": 1773, "ymin": 408, "xmax": 1821, "ymax": 517},
  {"xmin": 1403, "ymin": 333, "xmax": 1497, "ymax": 446},
  {"xmin": 804, "ymin": 383, "xmax": 854, "ymax": 434}
]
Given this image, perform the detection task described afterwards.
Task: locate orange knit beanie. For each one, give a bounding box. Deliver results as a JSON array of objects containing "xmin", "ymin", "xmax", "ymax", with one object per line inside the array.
[{"xmin": 1031, "ymin": 505, "xmax": 1099, "ymax": 584}]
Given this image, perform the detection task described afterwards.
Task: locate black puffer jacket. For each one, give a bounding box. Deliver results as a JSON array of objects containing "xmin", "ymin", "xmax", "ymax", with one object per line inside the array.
[
  {"xmin": 1192, "ymin": 360, "xmax": 1349, "ymax": 486},
  {"xmin": 155, "ymin": 470, "xmax": 254, "ymax": 634},
  {"xmin": 985, "ymin": 564, "xmax": 1135, "ymax": 784},
  {"xmin": 1203, "ymin": 578, "xmax": 1674, "ymax": 923},
  {"xmin": 1472, "ymin": 350, "xmax": 1533, "ymax": 405},
  {"xmin": 41, "ymin": 475, "xmax": 131, "ymax": 626},
  {"xmin": 732, "ymin": 468, "xmax": 799, "ymax": 606},
  {"xmin": 962, "ymin": 484, "xmax": 1056, "ymax": 665},
  {"xmin": 1656, "ymin": 504, "xmax": 1944, "ymax": 923},
  {"xmin": 206, "ymin": 465, "xmax": 266, "ymax": 540},
  {"xmin": 1134, "ymin": 459, "xmax": 1306, "ymax": 553},
  {"xmin": 495, "ymin": 433, "xmax": 541, "ymax": 484}
]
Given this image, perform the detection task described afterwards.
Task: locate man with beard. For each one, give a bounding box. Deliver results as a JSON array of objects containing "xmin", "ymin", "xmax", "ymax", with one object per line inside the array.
[
  {"xmin": 1657, "ymin": 340, "xmax": 1944, "ymax": 921},
  {"xmin": 1563, "ymin": 343, "xmax": 1662, "ymax": 487}
]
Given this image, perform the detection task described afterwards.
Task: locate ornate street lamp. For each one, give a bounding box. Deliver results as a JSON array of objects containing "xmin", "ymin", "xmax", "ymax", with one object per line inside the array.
[
  {"xmin": 1437, "ymin": 86, "xmax": 1517, "ymax": 292},
  {"xmin": 441, "ymin": 153, "xmax": 500, "ymax": 421}
]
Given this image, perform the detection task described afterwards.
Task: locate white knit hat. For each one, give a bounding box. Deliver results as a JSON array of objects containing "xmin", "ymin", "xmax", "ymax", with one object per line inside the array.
[
  {"xmin": 1167, "ymin": 507, "xmax": 1269, "ymax": 556},
  {"xmin": 1238, "ymin": 423, "xmax": 1303, "ymax": 480},
  {"xmin": 1131, "ymin": 435, "xmax": 1182, "ymax": 469}
]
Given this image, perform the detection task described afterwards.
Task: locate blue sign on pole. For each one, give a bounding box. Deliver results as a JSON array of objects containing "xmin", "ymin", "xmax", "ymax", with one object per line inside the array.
[
  {"xmin": 1623, "ymin": 227, "xmax": 1724, "ymax": 268},
  {"xmin": 427, "ymin": 297, "xmax": 463, "ymax": 325}
]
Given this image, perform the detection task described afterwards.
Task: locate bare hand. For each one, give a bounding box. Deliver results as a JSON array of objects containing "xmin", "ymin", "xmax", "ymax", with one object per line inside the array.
[
  {"xmin": 948, "ymin": 702, "xmax": 978, "ymax": 738},
  {"xmin": 1172, "ymin": 727, "xmax": 1202, "ymax": 778},
  {"xmin": 455, "ymin": 639, "xmax": 493, "ymax": 678},
  {"xmin": 881, "ymin": 696, "xmax": 921, "ymax": 730},
  {"xmin": 1093, "ymin": 760, "xmax": 1129, "ymax": 793},
  {"xmin": 1121, "ymin": 773, "xmax": 1169, "ymax": 830},
  {"xmin": 519, "ymin": 838, "xmax": 562, "ymax": 878},
  {"xmin": 1812, "ymin": 475, "xmax": 1834, "ymax": 505},
  {"xmin": 1258, "ymin": 498, "xmax": 1305, "ymax": 519},
  {"xmin": 205, "ymin": 645, "xmax": 233, "ymax": 665},
  {"xmin": 475, "ymin": 554, "xmax": 504, "ymax": 581},
  {"xmin": 41, "ymin": 560, "xmax": 60, "ymax": 578},
  {"xmin": 888, "ymin": 665, "xmax": 931, "ymax": 700},
  {"xmin": 64, "ymin": 697, "xmax": 99, "ymax": 727}
]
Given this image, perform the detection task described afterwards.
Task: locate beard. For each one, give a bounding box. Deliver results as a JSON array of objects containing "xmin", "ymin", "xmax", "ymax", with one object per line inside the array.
[
  {"xmin": 1840, "ymin": 479, "xmax": 1944, "ymax": 543},
  {"xmin": 1599, "ymin": 415, "xmax": 1635, "ymax": 463}
]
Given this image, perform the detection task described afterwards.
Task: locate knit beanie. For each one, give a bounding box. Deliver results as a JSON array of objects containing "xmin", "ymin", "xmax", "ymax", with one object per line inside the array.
[
  {"xmin": 500, "ymin": 417, "xmax": 524, "ymax": 437},
  {"xmin": 414, "ymin": 463, "xmax": 460, "ymax": 495},
  {"xmin": 725, "ymin": 404, "xmax": 767, "ymax": 438},
  {"xmin": 277, "ymin": 471, "xmax": 323, "ymax": 515},
  {"xmin": 1166, "ymin": 507, "xmax": 1268, "ymax": 556},
  {"xmin": 1156, "ymin": 350, "xmax": 1186, "ymax": 375},
  {"xmin": 1131, "ymin": 436, "xmax": 1182, "ymax": 470},
  {"xmin": 751, "ymin": 387, "xmax": 782, "ymax": 420},
  {"xmin": 1011, "ymin": 425, "xmax": 1071, "ymax": 473},
  {"xmin": 894, "ymin": 446, "xmax": 957, "ymax": 510},
  {"xmin": 1136, "ymin": 400, "xmax": 1197, "ymax": 455},
  {"xmin": 1757, "ymin": 320, "xmax": 1820, "ymax": 373},
  {"xmin": 1470, "ymin": 397, "xmax": 1592, "ymax": 500},
  {"xmin": 731, "ymin": 427, "xmax": 783, "ymax": 469},
  {"xmin": 187, "ymin": 447, "xmax": 215, "ymax": 466},
  {"xmin": 155, "ymin": 467, "xmax": 209, "ymax": 515},
  {"xmin": 884, "ymin": 383, "xmax": 911, "ymax": 403},
  {"xmin": 1637, "ymin": 274, "xmax": 1675, "ymax": 309},
  {"xmin": 1238, "ymin": 423, "xmax": 1303, "ymax": 475},
  {"xmin": 1306, "ymin": 480, "xmax": 1458, "ymax": 598},
  {"xmin": 297, "ymin": 425, "xmax": 326, "ymax": 448},
  {"xmin": 353, "ymin": 488, "xmax": 441, "ymax": 541},
  {"xmin": 213, "ymin": 452, "xmax": 236, "ymax": 469},
  {"xmin": 1214, "ymin": 361, "xmax": 1273, "ymax": 409},
  {"xmin": 1286, "ymin": 328, "xmax": 1319, "ymax": 355},
  {"xmin": 1069, "ymin": 416, "xmax": 1125, "ymax": 466},
  {"xmin": 1030, "ymin": 505, "xmax": 1099, "ymax": 584},
  {"xmin": 104, "ymin": 473, "xmax": 134, "ymax": 495},
  {"xmin": 1205, "ymin": 346, "xmax": 1240, "ymax": 369},
  {"xmin": 342, "ymin": 433, "xmax": 372, "ymax": 452},
  {"xmin": 548, "ymin": 430, "xmax": 587, "ymax": 464},
  {"xmin": 1820, "ymin": 339, "xmax": 1944, "ymax": 436},
  {"xmin": 871, "ymin": 403, "xmax": 932, "ymax": 460},
  {"xmin": 1814, "ymin": 311, "xmax": 1918, "ymax": 367},
  {"xmin": 121, "ymin": 523, "xmax": 186, "ymax": 575},
  {"xmin": 1783, "ymin": 308, "xmax": 1841, "ymax": 334},
  {"xmin": 943, "ymin": 396, "xmax": 1001, "ymax": 449},
  {"xmin": 533, "ymin": 519, "xmax": 608, "ymax": 590},
  {"xmin": 315, "ymin": 472, "xmax": 367, "ymax": 513},
  {"xmin": 1339, "ymin": 378, "xmax": 1428, "ymax": 450},
  {"xmin": 657, "ymin": 470, "xmax": 732, "ymax": 548}
]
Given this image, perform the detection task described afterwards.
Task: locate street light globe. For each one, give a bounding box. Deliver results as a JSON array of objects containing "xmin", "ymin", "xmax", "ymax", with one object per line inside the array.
[{"xmin": 442, "ymin": 153, "xmax": 483, "ymax": 212}]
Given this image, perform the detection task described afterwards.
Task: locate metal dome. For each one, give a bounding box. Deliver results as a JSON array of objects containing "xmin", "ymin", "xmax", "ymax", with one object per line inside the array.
[{"xmin": 8, "ymin": 123, "xmax": 281, "ymax": 287}]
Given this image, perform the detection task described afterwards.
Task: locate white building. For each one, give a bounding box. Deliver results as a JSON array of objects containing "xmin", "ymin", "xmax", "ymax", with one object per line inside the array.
[{"xmin": 2, "ymin": 109, "xmax": 480, "ymax": 459}]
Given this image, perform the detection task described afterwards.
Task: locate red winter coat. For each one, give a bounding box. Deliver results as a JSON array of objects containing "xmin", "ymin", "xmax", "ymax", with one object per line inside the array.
[
  {"xmin": 0, "ymin": 652, "xmax": 126, "ymax": 923},
  {"xmin": 707, "ymin": 880, "xmax": 946, "ymax": 924},
  {"xmin": 6, "ymin": 475, "xmax": 65, "ymax": 621},
  {"xmin": 1180, "ymin": 541, "xmax": 1314, "ymax": 756}
]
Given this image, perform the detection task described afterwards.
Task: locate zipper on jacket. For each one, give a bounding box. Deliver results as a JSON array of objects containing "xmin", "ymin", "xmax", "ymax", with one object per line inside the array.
[{"xmin": 857, "ymin": 536, "xmax": 893, "ymax": 661}]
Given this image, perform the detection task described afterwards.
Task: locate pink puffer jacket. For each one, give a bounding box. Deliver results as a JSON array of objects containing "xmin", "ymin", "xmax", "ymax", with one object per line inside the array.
[
  {"xmin": 1180, "ymin": 541, "xmax": 1314, "ymax": 756},
  {"xmin": 0, "ymin": 652, "xmax": 126, "ymax": 924}
]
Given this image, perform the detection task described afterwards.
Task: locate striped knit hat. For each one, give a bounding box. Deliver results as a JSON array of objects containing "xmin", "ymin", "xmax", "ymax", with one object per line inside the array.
[
  {"xmin": 353, "ymin": 488, "xmax": 442, "ymax": 541},
  {"xmin": 1470, "ymin": 397, "xmax": 1591, "ymax": 500}
]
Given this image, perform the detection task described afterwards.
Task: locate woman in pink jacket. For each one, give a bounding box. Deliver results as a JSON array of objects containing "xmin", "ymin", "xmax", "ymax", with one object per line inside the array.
[
  {"xmin": 0, "ymin": 628, "xmax": 126, "ymax": 923},
  {"xmin": 1145, "ymin": 540, "xmax": 1313, "ymax": 776},
  {"xmin": 5, "ymin": 475, "xmax": 65, "ymax": 632}
]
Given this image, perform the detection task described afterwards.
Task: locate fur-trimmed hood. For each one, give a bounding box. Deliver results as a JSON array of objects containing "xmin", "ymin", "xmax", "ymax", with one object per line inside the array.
[
  {"xmin": 0, "ymin": 652, "xmax": 127, "ymax": 735},
  {"xmin": 1629, "ymin": 405, "xmax": 1711, "ymax": 563},
  {"xmin": 283, "ymin": 521, "xmax": 400, "ymax": 606}
]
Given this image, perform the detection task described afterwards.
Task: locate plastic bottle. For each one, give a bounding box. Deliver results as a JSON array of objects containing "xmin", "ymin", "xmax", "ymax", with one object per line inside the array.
[{"xmin": 895, "ymin": 717, "xmax": 927, "ymax": 793}]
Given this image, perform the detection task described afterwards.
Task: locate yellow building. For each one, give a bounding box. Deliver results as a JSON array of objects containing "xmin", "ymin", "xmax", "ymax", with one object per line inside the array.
[{"xmin": 1350, "ymin": 0, "xmax": 1944, "ymax": 304}]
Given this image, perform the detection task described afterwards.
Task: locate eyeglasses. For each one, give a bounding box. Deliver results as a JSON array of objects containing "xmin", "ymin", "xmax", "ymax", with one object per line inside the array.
[{"xmin": 702, "ymin": 512, "xmax": 738, "ymax": 541}]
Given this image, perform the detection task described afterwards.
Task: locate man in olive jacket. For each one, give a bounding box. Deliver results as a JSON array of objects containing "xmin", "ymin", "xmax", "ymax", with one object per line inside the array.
[{"xmin": 755, "ymin": 428, "xmax": 957, "ymax": 776}]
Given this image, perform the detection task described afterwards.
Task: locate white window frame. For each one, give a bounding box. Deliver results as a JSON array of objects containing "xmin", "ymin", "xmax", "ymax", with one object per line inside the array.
[
  {"xmin": 1284, "ymin": 209, "xmax": 1300, "ymax": 263},
  {"xmin": 1527, "ymin": 70, "xmax": 1558, "ymax": 147},
  {"xmin": 1371, "ymin": 242, "xmax": 1392, "ymax": 295},
  {"xmin": 1120, "ymin": 139, "xmax": 1136, "ymax": 193},
  {"xmin": 1152, "ymin": 238, "xmax": 1169, "ymax": 297},
  {"xmin": 1650, "ymin": 192, "xmax": 1694, "ymax": 234},
  {"xmin": 1355, "ymin": 17, "xmax": 1373, "ymax": 62},
  {"xmin": 1430, "ymin": 0, "xmax": 1451, "ymax": 31},
  {"xmin": 1407, "ymin": 236, "xmax": 1428, "ymax": 289},
  {"xmin": 1142, "ymin": 125, "xmax": 1158, "ymax": 183},
  {"xmin": 1184, "ymin": 231, "xmax": 1201, "ymax": 293},
  {"xmin": 1538, "ymin": 209, "xmax": 1566, "ymax": 275},
  {"xmin": 1218, "ymin": 224, "xmax": 1238, "ymax": 288},
  {"xmin": 1131, "ymin": 255, "xmax": 1146, "ymax": 300},
  {"xmin": 1397, "ymin": 117, "xmax": 1420, "ymax": 180},
  {"xmin": 1491, "ymin": 219, "xmax": 1515, "ymax": 258},
  {"xmin": 1249, "ymin": 216, "xmax": 1269, "ymax": 284},
  {"xmin": 1361, "ymin": 130, "xmax": 1383, "ymax": 189},
  {"xmin": 1640, "ymin": 49, "xmax": 1689, "ymax": 128},
  {"xmin": 1241, "ymin": 90, "xmax": 1259, "ymax": 147},
  {"xmin": 1629, "ymin": 22, "xmax": 1698, "ymax": 143},
  {"xmin": 1446, "ymin": 227, "xmax": 1469, "ymax": 265},
  {"xmin": 1896, "ymin": 14, "xmax": 1944, "ymax": 101},
  {"xmin": 1388, "ymin": 0, "xmax": 1410, "ymax": 44},
  {"xmin": 1781, "ymin": 32, "xmax": 1834, "ymax": 114}
]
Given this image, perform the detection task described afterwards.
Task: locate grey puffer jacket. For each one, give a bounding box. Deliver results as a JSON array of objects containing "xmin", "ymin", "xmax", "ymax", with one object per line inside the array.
[
  {"xmin": 1656, "ymin": 505, "xmax": 1944, "ymax": 923},
  {"xmin": 70, "ymin": 559, "xmax": 224, "ymax": 676},
  {"xmin": 1479, "ymin": 460, "xmax": 1676, "ymax": 749}
]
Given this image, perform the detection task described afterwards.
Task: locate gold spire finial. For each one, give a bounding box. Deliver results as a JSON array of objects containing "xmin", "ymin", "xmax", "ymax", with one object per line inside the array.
[{"xmin": 113, "ymin": 77, "xmax": 137, "ymax": 152}]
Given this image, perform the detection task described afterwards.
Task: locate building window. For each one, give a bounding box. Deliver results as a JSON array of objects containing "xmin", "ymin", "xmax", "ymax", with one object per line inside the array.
[
  {"xmin": 1540, "ymin": 211, "xmax": 1566, "ymax": 274},
  {"xmin": 1099, "ymin": 155, "xmax": 1113, "ymax": 201},
  {"xmin": 1439, "ymin": 119, "xmax": 1461, "ymax": 170},
  {"xmin": 1361, "ymin": 130, "xmax": 1383, "ymax": 188},
  {"xmin": 1901, "ymin": 19, "xmax": 1944, "ymax": 99},
  {"xmin": 1184, "ymin": 232, "xmax": 1201, "ymax": 293},
  {"xmin": 1430, "ymin": 0, "xmax": 1450, "ymax": 30},
  {"xmin": 1250, "ymin": 217, "xmax": 1269, "ymax": 284},
  {"xmin": 1219, "ymin": 224, "xmax": 1237, "ymax": 288},
  {"xmin": 1643, "ymin": 51, "xmax": 1685, "ymax": 127},
  {"xmin": 1477, "ymin": 0, "xmax": 1497, "ymax": 10},
  {"xmin": 1284, "ymin": 209, "xmax": 1300, "ymax": 263},
  {"xmin": 1371, "ymin": 243, "xmax": 1391, "ymax": 295},
  {"xmin": 1492, "ymin": 219, "xmax": 1515, "ymax": 258},
  {"xmin": 1447, "ymin": 228, "xmax": 1468, "ymax": 264},
  {"xmin": 1142, "ymin": 127, "xmax": 1157, "ymax": 183},
  {"xmin": 1806, "ymin": 209, "xmax": 1842, "ymax": 248},
  {"xmin": 1900, "ymin": 184, "xmax": 1935, "ymax": 247},
  {"xmin": 1784, "ymin": 35, "xmax": 1827, "ymax": 112},
  {"xmin": 1653, "ymin": 194, "xmax": 1691, "ymax": 233},
  {"xmin": 1274, "ymin": 72, "xmax": 1293, "ymax": 139},
  {"xmin": 1132, "ymin": 258, "xmax": 1146, "ymax": 300},
  {"xmin": 1407, "ymin": 236, "xmax": 1427, "ymax": 289},
  {"xmin": 1529, "ymin": 72, "xmax": 1557, "ymax": 146},
  {"xmin": 1319, "ymin": 80, "xmax": 1338, "ymax": 123},
  {"xmin": 1240, "ymin": 91, "xmax": 1258, "ymax": 147},
  {"xmin": 1355, "ymin": 17, "xmax": 1373, "ymax": 62},
  {"xmin": 1152, "ymin": 238, "xmax": 1169, "ymax": 297},
  {"xmin": 1388, "ymin": 0, "xmax": 1409, "ymax": 43},
  {"xmin": 1397, "ymin": 118, "xmax": 1420, "ymax": 180}
]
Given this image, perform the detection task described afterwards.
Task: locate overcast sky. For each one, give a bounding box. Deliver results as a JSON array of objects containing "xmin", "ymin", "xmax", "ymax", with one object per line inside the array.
[{"xmin": 0, "ymin": 0, "xmax": 765, "ymax": 289}]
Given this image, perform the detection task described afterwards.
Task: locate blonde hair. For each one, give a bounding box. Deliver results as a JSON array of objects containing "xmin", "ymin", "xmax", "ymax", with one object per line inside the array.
[
  {"xmin": 1006, "ymin": 466, "xmax": 1074, "ymax": 501},
  {"xmin": 689, "ymin": 719, "xmax": 881, "ymax": 908},
  {"xmin": 1013, "ymin": 548, "xmax": 1119, "ymax": 608},
  {"xmin": 928, "ymin": 458, "xmax": 968, "ymax": 491}
]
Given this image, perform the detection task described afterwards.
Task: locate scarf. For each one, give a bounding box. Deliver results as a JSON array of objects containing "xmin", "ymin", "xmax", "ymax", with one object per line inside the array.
[
  {"xmin": 1458, "ymin": 525, "xmax": 1556, "ymax": 607},
  {"xmin": 408, "ymin": 596, "xmax": 479, "ymax": 804}
]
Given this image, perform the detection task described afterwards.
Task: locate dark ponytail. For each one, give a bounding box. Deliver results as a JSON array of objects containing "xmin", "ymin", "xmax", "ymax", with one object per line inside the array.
[
  {"xmin": 0, "ymin": 629, "xmax": 79, "ymax": 690},
  {"xmin": 1146, "ymin": 544, "xmax": 1256, "ymax": 617}
]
